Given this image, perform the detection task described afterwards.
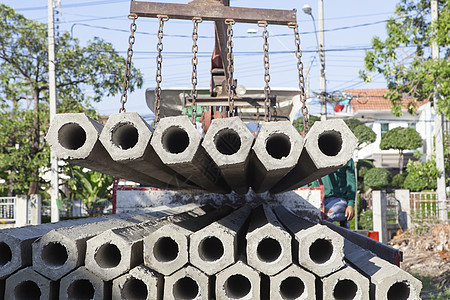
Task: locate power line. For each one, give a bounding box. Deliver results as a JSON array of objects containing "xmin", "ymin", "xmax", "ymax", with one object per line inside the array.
[{"xmin": 16, "ymin": 0, "xmax": 129, "ymax": 11}]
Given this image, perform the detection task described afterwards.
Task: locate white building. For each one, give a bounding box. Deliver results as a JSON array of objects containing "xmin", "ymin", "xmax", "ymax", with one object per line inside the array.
[{"xmin": 333, "ymin": 88, "xmax": 440, "ymax": 170}]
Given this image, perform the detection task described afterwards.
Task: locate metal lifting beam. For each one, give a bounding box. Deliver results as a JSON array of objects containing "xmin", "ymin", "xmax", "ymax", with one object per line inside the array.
[{"xmin": 130, "ymin": 0, "xmax": 297, "ymax": 25}]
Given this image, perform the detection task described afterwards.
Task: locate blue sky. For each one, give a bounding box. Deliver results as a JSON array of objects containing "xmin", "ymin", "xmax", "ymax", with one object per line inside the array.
[{"xmin": 3, "ymin": 0, "xmax": 397, "ymax": 117}]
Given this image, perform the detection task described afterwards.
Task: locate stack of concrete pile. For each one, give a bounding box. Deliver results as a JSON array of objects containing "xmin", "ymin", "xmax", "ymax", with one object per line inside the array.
[
  {"xmin": 46, "ymin": 113, "xmax": 358, "ymax": 194},
  {"xmin": 0, "ymin": 204, "xmax": 421, "ymax": 299}
]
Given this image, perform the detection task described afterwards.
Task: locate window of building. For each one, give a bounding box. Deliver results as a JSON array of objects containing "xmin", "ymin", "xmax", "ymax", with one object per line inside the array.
[{"xmin": 381, "ymin": 123, "xmax": 389, "ymax": 136}]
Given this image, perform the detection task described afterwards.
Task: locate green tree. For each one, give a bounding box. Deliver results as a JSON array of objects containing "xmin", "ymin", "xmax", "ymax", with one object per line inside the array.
[
  {"xmin": 364, "ymin": 168, "xmax": 392, "ymax": 190},
  {"xmin": 379, "ymin": 126, "xmax": 423, "ymax": 173},
  {"xmin": 62, "ymin": 165, "xmax": 114, "ymax": 216},
  {"xmin": 344, "ymin": 119, "xmax": 376, "ymax": 149},
  {"xmin": 403, "ymin": 158, "xmax": 438, "ymax": 191},
  {"xmin": 0, "ymin": 5, "xmax": 143, "ymax": 196},
  {"xmin": 361, "ymin": 0, "xmax": 450, "ymax": 118}
]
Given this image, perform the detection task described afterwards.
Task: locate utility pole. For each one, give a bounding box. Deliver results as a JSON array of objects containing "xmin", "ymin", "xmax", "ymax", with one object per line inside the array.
[
  {"xmin": 318, "ymin": 0, "xmax": 326, "ymax": 120},
  {"xmin": 48, "ymin": 0, "xmax": 60, "ymax": 222},
  {"xmin": 431, "ymin": 0, "xmax": 448, "ymax": 223}
]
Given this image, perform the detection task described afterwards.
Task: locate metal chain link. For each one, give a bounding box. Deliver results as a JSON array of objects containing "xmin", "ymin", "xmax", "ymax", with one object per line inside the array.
[
  {"xmin": 153, "ymin": 15, "xmax": 169, "ymax": 126},
  {"xmin": 119, "ymin": 14, "xmax": 138, "ymax": 113},
  {"xmin": 258, "ymin": 21, "xmax": 271, "ymax": 122},
  {"xmin": 191, "ymin": 17, "xmax": 202, "ymax": 124},
  {"xmin": 225, "ymin": 19, "xmax": 235, "ymax": 117},
  {"xmin": 289, "ymin": 22, "xmax": 309, "ymax": 135}
]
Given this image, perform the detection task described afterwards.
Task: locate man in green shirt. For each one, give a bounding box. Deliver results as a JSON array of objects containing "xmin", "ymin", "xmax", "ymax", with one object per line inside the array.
[{"xmin": 312, "ymin": 158, "xmax": 356, "ymax": 227}]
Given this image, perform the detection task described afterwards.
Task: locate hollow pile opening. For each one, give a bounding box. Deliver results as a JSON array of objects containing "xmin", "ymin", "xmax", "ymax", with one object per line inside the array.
[
  {"xmin": 154, "ymin": 237, "xmax": 179, "ymax": 262},
  {"xmin": 266, "ymin": 133, "xmax": 291, "ymax": 159},
  {"xmin": 214, "ymin": 129, "xmax": 241, "ymax": 155},
  {"xmin": 309, "ymin": 238, "xmax": 333, "ymax": 264},
  {"xmin": 58, "ymin": 123, "xmax": 87, "ymax": 150},
  {"xmin": 0, "ymin": 242, "xmax": 12, "ymax": 267},
  {"xmin": 318, "ymin": 130, "xmax": 342, "ymax": 156},
  {"xmin": 387, "ymin": 281, "xmax": 410, "ymax": 300},
  {"xmin": 122, "ymin": 278, "xmax": 148, "ymax": 300},
  {"xmin": 280, "ymin": 277, "xmax": 305, "ymax": 299},
  {"xmin": 333, "ymin": 279, "xmax": 357, "ymax": 300},
  {"xmin": 94, "ymin": 243, "xmax": 121, "ymax": 268},
  {"xmin": 67, "ymin": 279, "xmax": 95, "ymax": 299},
  {"xmin": 173, "ymin": 277, "xmax": 199, "ymax": 299},
  {"xmin": 41, "ymin": 242, "xmax": 68, "ymax": 267},
  {"xmin": 199, "ymin": 236, "xmax": 224, "ymax": 262},
  {"xmin": 14, "ymin": 281, "xmax": 41, "ymax": 300},
  {"xmin": 224, "ymin": 274, "xmax": 251, "ymax": 298},
  {"xmin": 257, "ymin": 238, "xmax": 282, "ymax": 263},
  {"xmin": 162, "ymin": 126, "xmax": 190, "ymax": 154},
  {"xmin": 111, "ymin": 123, "xmax": 139, "ymax": 150}
]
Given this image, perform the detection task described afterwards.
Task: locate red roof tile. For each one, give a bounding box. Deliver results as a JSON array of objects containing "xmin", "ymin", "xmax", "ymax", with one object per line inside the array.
[{"xmin": 343, "ymin": 88, "xmax": 423, "ymax": 112}]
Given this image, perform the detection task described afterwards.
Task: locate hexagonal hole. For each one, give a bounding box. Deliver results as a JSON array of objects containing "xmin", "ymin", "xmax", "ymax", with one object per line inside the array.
[
  {"xmin": 318, "ymin": 130, "xmax": 342, "ymax": 156},
  {"xmin": 67, "ymin": 279, "xmax": 95, "ymax": 299},
  {"xmin": 266, "ymin": 133, "xmax": 291, "ymax": 159},
  {"xmin": 214, "ymin": 128, "xmax": 241, "ymax": 155},
  {"xmin": 162, "ymin": 126, "xmax": 190, "ymax": 154},
  {"xmin": 58, "ymin": 123, "xmax": 86, "ymax": 150},
  {"xmin": 111, "ymin": 123, "xmax": 139, "ymax": 150}
]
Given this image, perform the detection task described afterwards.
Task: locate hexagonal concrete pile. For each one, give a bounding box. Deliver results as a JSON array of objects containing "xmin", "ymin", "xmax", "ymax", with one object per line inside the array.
[
  {"xmin": 46, "ymin": 113, "xmax": 358, "ymax": 194},
  {"xmin": 0, "ymin": 204, "xmax": 422, "ymax": 300}
]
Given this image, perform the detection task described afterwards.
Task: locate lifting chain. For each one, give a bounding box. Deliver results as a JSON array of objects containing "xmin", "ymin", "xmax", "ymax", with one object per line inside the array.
[
  {"xmin": 191, "ymin": 17, "xmax": 202, "ymax": 124},
  {"xmin": 119, "ymin": 14, "xmax": 138, "ymax": 113},
  {"xmin": 258, "ymin": 21, "xmax": 271, "ymax": 122},
  {"xmin": 225, "ymin": 19, "xmax": 236, "ymax": 117},
  {"xmin": 289, "ymin": 22, "xmax": 309, "ymax": 136},
  {"xmin": 154, "ymin": 15, "xmax": 169, "ymax": 125}
]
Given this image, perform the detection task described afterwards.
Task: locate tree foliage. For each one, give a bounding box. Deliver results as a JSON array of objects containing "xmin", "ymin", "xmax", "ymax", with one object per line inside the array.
[
  {"xmin": 0, "ymin": 5, "xmax": 143, "ymax": 195},
  {"xmin": 361, "ymin": 0, "xmax": 450, "ymax": 118},
  {"xmin": 380, "ymin": 126, "xmax": 423, "ymax": 173},
  {"xmin": 364, "ymin": 168, "xmax": 392, "ymax": 190},
  {"xmin": 62, "ymin": 165, "xmax": 114, "ymax": 215},
  {"xmin": 380, "ymin": 126, "xmax": 423, "ymax": 151},
  {"xmin": 403, "ymin": 158, "xmax": 438, "ymax": 191}
]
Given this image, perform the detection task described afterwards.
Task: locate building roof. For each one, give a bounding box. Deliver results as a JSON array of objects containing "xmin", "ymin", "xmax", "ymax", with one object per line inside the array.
[{"xmin": 343, "ymin": 88, "xmax": 423, "ymax": 112}]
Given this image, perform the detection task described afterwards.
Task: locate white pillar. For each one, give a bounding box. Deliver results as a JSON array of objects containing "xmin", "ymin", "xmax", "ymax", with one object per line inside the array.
[
  {"xmin": 372, "ymin": 190, "xmax": 387, "ymax": 243},
  {"xmin": 72, "ymin": 199, "xmax": 82, "ymax": 217},
  {"xmin": 395, "ymin": 189, "xmax": 411, "ymax": 230},
  {"xmin": 30, "ymin": 194, "xmax": 42, "ymax": 225},
  {"xmin": 15, "ymin": 195, "xmax": 28, "ymax": 227},
  {"xmin": 48, "ymin": 0, "xmax": 60, "ymax": 223}
]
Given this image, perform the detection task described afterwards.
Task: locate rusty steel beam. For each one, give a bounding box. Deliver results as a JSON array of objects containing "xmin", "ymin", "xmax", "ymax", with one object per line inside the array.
[{"xmin": 130, "ymin": 1, "xmax": 297, "ymax": 25}]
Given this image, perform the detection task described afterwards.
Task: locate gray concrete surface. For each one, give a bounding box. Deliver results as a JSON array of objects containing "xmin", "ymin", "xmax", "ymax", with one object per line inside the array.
[
  {"xmin": 189, "ymin": 205, "xmax": 252, "ymax": 275},
  {"xmin": 270, "ymin": 119, "xmax": 358, "ymax": 193},
  {"xmin": 163, "ymin": 265, "xmax": 209, "ymax": 300},
  {"xmin": 32, "ymin": 209, "xmax": 181, "ymax": 280},
  {"xmin": 47, "ymin": 113, "xmax": 171, "ymax": 188},
  {"xmin": 112, "ymin": 265, "xmax": 162, "ymax": 300},
  {"xmin": 274, "ymin": 205, "xmax": 345, "ymax": 277},
  {"xmin": 249, "ymin": 121, "xmax": 304, "ymax": 193},
  {"xmin": 100, "ymin": 112, "xmax": 201, "ymax": 191},
  {"xmin": 0, "ymin": 214, "xmax": 130, "ymax": 279},
  {"xmin": 150, "ymin": 116, "xmax": 231, "ymax": 193},
  {"xmin": 246, "ymin": 205, "xmax": 292, "ymax": 276},
  {"xmin": 202, "ymin": 117, "xmax": 254, "ymax": 194},
  {"xmin": 344, "ymin": 239, "xmax": 422, "ymax": 300},
  {"xmin": 144, "ymin": 206, "xmax": 233, "ymax": 275},
  {"xmin": 85, "ymin": 205, "xmax": 209, "ymax": 281},
  {"xmin": 5, "ymin": 267, "xmax": 58, "ymax": 300},
  {"xmin": 322, "ymin": 265, "xmax": 370, "ymax": 300},
  {"xmin": 215, "ymin": 260, "xmax": 260, "ymax": 300},
  {"xmin": 59, "ymin": 266, "xmax": 110, "ymax": 300},
  {"xmin": 269, "ymin": 264, "xmax": 316, "ymax": 300}
]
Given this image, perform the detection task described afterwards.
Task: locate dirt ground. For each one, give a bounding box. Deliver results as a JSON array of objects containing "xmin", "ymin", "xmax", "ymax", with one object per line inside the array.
[{"xmin": 389, "ymin": 224, "xmax": 450, "ymax": 298}]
